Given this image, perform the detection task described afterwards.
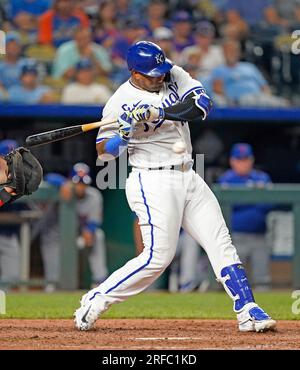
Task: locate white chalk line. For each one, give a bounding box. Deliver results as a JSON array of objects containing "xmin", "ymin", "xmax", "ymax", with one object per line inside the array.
[{"xmin": 135, "ymin": 337, "xmax": 203, "ymax": 341}]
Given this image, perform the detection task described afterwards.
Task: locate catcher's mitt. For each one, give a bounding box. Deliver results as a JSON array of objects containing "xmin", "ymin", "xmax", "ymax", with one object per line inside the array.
[{"xmin": 0, "ymin": 147, "xmax": 43, "ymax": 204}]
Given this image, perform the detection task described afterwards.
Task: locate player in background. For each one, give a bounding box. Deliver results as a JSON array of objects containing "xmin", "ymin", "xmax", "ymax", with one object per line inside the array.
[
  {"xmin": 218, "ymin": 143, "xmax": 273, "ymax": 290},
  {"xmin": 74, "ymin": 41, "xmax": 276, "ymax": 333},
  {"xmin": 61, "ymin": 163, "xmax": 108, "ymax": 287},
  {"xmin": 36, "ymin": 164, "xmax": 108, "ymax": 291}
]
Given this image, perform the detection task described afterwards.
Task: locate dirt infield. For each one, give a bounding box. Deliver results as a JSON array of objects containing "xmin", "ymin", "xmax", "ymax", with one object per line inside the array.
[{"xmin": 0, "ymin": 319, "xmax": 299, "ymax": 350}]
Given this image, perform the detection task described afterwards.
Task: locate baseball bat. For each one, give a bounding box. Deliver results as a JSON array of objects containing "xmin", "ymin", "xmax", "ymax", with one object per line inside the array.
[{"xmin": 25, "ymin": 118, "xmax": 117, "ymax": 148}]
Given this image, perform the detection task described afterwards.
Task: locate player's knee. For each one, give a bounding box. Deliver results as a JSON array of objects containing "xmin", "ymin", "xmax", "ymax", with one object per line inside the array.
[{"xmin": 149, "ymin": 251, "xmax": 174, "ymax": 271}]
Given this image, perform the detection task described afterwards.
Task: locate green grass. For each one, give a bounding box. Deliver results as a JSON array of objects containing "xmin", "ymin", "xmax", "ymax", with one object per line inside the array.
[{"xmin": 0, "ymin": 291, "xmax": 298, "ymax": 320}]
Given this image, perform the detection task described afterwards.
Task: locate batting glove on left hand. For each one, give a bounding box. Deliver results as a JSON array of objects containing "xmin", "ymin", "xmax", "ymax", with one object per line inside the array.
[
  {"xmin": 118, "ymin": 111, "xmax": 134, "ymax": 141},
  {"xmin": 131, "ymin": 104, "xmax": 165, "ymax": 122}
]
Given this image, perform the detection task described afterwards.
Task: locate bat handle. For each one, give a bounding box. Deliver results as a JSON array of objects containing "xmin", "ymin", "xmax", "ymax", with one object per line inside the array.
[{"xmin": 82, "ymin": 120, "xmax": 118, "ymax": 132}]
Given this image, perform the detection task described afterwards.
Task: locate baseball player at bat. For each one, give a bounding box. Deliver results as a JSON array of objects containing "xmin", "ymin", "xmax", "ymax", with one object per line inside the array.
[{"xmin": 74, "ymin": 41, "xmax": 276, "ymax": 332}]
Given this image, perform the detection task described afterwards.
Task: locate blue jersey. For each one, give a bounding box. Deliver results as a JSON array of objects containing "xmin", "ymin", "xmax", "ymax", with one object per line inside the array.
[
  {"xmin": 218, "ymin": 169, "xmax": 272, "ymax": 233},
  {"xmin": 8, "ymin": 85, "xmax": 50, "ymax": 104},
  {"xmin": 9, "ymin": 0, "xmax": 52, "ymax": 18},
  {"xmin": 0, "ymin": 59, "xmax": 28, "ymax": 89},
  {"xmin": 52, "ymin": 15, "xmax": 82, "ymax": 48},
  {"xmin": 0, "ymin": 202, "xmax": 28, "ymax": 236},
  {"xmin": 210, "ymin": 62, "xmax": 267, "ymax": 102}
]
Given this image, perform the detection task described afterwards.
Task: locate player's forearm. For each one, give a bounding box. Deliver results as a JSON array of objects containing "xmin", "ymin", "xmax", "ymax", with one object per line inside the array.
[
  {"xmin": 163, "ymin": 97, "xmax": 204, "ymax": 121},
  {"xmin": 134, "ymin": 92, "xmax": 212, "ymax": 124},
  {"xmin": 97, "ymin": 135, "xmax": 128, "ymax": 160},
  {"xmin": 163, "ymin": 93, "xmax": 213, "ymax": 122}
]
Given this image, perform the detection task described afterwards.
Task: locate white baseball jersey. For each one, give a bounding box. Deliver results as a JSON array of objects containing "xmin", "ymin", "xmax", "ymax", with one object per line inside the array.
[
  {"xmin": 96, "ymin": 65, "xmax": 204, "ymax": 168},
  {"xmin": 83, "ymin": 64, "xmax": 241, "ymax": 320}
]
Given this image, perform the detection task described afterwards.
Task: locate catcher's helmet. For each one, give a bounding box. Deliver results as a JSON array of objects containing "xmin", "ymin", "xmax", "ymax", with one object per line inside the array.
[{"xmin": 127, "ymin": 41, "xmax": 173, "ymax": 77}]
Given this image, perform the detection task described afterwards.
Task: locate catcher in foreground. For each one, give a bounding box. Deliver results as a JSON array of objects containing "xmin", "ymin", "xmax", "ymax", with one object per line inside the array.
[{"xmin": 0, "ymin": 147, "xmax": 43, "ymax": 207}]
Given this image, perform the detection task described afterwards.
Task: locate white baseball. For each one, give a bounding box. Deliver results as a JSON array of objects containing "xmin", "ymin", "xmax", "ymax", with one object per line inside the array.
[{"xmin": 172, "ymin": 141, "xmax": 186, "ymax": 154}]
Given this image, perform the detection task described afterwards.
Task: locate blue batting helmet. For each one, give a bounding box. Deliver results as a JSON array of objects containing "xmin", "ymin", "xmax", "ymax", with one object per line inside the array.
[{"xmin": 127, "ymin": 41, "xmax": 173, "ymax": 77}]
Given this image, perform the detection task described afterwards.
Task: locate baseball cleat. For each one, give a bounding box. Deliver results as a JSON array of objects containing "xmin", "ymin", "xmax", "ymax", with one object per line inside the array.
[
  {"xmin": 237, "ymin": 303, "xmax": 277, "ymax": 332},
  {"xmin": 74, "ymin": 292, "xmax": 104, "ymax": 331}
]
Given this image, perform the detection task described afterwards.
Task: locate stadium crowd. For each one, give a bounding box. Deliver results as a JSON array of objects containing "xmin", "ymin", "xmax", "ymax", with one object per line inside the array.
[{"xmin": 0, "ymin": 0, "xmax": 299, "ymax": 107}]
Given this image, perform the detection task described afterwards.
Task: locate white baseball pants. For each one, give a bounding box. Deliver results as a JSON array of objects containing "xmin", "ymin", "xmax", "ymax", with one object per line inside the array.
[{"xmin": 90, "ymin": 168, "xmax": 240, "ymax": 308}]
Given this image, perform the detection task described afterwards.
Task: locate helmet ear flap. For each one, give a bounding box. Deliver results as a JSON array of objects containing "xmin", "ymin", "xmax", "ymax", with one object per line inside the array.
[{"xmin": 164, "ymin": 72, "xmax": 171, "ymax": 82}]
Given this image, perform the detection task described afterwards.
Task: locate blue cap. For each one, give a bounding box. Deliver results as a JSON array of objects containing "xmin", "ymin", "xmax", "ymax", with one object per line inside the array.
[
  {"xmin": 6, "ymin": 32, "xmax": 21, "ymax": 45},
  {"xmin": 0, "ymin": 139, "xmax": 18, "ymax": 155},
  {"xmin": 76, "ymin": 58, "xmax": 93, "ymax": 71},
  {"xmin": 21, "ymin": 61, "xmax": 38, "ymax": 75},
  {"xmin": 70, "ymin": 162, "xmax": 92, "ymax": 185},
  {"xmin": 230, "ymin": 143, "xmax": 254, "ymax": 159},
  {"xmin": 195, "ymin": 21, "xmax": 216, "ymax": 37},
  {"xmin": 173, "ymin": 10, "xmax": 191, "ymax": 23},
  {"xmin": 45, "ymin": 173, "xmax": 67, "ymax": 187}
]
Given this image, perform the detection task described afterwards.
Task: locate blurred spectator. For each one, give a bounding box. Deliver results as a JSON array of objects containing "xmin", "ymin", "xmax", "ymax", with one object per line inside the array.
[
  {"xmin": 60, "ymin": 163, "xmax": 108, "ymax": 288},
  {"xmin": 220, "ymin": 2, "xmax": 249, "ymax": 41},
  {"xmin": 210, "ymin": 39, "xmax": 288, "ymax": 106},
  {"xmin": 274, "ymin": 0, "xmax": 300, "ymax": 21},
  {"xmin": 111, "ymin": 17, "xmax": 146, "ymax": 84},
  {"xmin": 224, "ymin": 0, "xmax": 286, "ymax": 29},
  {"xmin": 273, "ymin": 0, "xmax": 300, "ymax": 28},
  {"xmin": 8, "ymin": 1, "xmax": 52, "ymax": 47},
  {"xmin": 152, "ymin": 27, "xmax": 179, "ymax": 63},
  {"xmin": 218, "ymin": 143, "xmax": 273, "ymax": 290},
  {"xmin": 0, "ymin": 32, "xmax": 29, "ymax": 90},
  {"xmin": 183, "ymin": 62, "xmax": 201, "ymax": 80},
  {"xmin": 8, "ymin": 0, "xmax": 52, "ymax": 19},
  {"xmin": 181, "ymin": 21, "xmax": 224, "ymax": 82},
  {"xmin": 0, "ymin": 0, "xmax": 11, "ymax": 32},
  {"xmin": 144, "ymin": 0, "xmax": 169, "ymax": 36},
  {"xmin": 112, "ymin": 17, "xmax": 146, "ymax": 63},
  {"xmin": 172, "ymin": 10, "xmax": 195, "ymax": 52},
  {"xmin": 93, "ymin": 1, "xmax": 119, "ymax": 49},
  {"xmin": 52, "ymin": 27, "xmax": 111, "ymax": 79},
  {"xmin": 74, "ymin": 0, "xmax": 102, "ymax": 18},
  {"xmin": 0, "ymin": 140, "xmax": 21, "ymax": 289},
  {"xmin": 7, "ymin": 61, "xmax": 56, "ymax": 104},
  {"xmin": 11, "ymin": 12, "xmax": 39, "ymax": 48},
  {"xmin": 61, "ymin": 59, "xmax": 112, "ymax": 105},
  {"xmin": 180, "ymin": 46, "xmax": 202, "ymax": 78},
  {"xmin": 116, "ymin": 0, "xmax": 139, "ymax": 24},
  {"xmin": 38, "ymin": 0, "xmax": 89, "ymax": 48}
]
